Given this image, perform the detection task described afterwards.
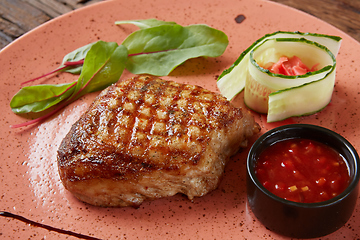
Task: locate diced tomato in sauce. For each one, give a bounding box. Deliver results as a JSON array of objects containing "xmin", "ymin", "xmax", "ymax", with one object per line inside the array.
[
  {"xmin": 255, "ymin": 138, "xmax": 350, "ymax": 203},
  {"xmin": 265, "ymin": 56, "xmax": 318, "ymax": 76}
]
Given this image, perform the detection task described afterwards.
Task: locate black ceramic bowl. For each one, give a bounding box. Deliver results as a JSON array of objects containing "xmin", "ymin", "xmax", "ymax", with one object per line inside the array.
[{"xmin": 246, "ymin": 124, "xmax": 360, "ymax": 238}]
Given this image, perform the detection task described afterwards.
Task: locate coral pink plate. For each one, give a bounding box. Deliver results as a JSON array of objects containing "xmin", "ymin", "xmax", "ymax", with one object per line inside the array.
[{"xmin": 1, "ymin": 0, "xmax": 359, "ymax": 239}]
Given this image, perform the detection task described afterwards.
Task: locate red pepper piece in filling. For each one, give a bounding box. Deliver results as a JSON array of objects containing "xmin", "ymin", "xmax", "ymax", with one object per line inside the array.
[{"xmin": 265, "ymin": 56, "xmax": 318, "ymax": 76}]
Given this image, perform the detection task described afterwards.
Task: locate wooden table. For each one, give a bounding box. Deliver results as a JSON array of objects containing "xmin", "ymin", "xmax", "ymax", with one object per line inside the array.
[{"xmin": 0, "ymin": 0, "xmax": 359, "ymax": 50}]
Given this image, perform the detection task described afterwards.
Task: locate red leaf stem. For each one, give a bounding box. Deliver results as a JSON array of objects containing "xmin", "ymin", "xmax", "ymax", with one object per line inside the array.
[
  {"xmin": 21, "ymin": 66, "xmax": 67, "ymax": 85},
  {"xmin": 11, "ymin": 59, "xmax": 106, "ymax": 128},
  {"xmin": 10, "ymin": 101, "xmax": 69, "ymax": 128},
  {"xmin": 10, "ymin": 81, "xmax": 77, "ymax": 128},
  {"xmin": 21, "ymin": 60, "xmax": 85, "ymax": 86},
  {"xmin": 63, "ymin": 59, "xmax": 85, "ymax": 66}
]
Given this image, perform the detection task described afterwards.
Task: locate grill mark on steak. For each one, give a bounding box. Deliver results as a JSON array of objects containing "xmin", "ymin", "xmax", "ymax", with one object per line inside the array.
[{"xmin": 57, "ymin": 75, "xmax": 260, "ymax": 207}]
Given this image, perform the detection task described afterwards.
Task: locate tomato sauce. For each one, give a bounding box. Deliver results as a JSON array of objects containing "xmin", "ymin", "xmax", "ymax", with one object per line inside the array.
[{"xmin": 255, "ymin": 138, "xmax": 350, "ymax": 203}]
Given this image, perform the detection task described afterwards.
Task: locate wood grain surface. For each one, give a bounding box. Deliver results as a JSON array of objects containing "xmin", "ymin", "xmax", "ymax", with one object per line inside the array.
[
  {"xmin": 270, "ymin": 0, "xmax": 360, "ymax": 42},
  {"xmin": 0, "ymin": 0, "xmax": 359, "ymax": 50},
  {"xmin": 0, "ymin": 0, "xmax": 102, "ymax": 49}
]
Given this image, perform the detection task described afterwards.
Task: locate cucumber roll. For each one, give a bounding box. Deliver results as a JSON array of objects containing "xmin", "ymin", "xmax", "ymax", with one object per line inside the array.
[{"xmin": 217, "ymin": 31, "xmax": 342, "ymax": 122}]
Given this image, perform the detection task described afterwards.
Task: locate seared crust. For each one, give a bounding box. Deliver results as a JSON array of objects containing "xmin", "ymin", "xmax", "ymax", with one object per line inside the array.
[{"xmin": 57, "ymin": 75, "xmax": 260, "ymax": 207}]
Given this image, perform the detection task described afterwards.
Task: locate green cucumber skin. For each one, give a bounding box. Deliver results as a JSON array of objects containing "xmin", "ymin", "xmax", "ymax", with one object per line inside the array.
[
  {"xmin": 243, "ymin": 37, "xmax": 336, "ymax": 114},
  {"xmin": 249, "ymin": 37, "xmax": 336, "ymax": 80},
  {"xmin": 217, "ymin": 30, "xmax": 341, "ymax": 81},
  {"xmin": 217, "ymin": 30, "xmax": 341, "ymax": 122},
  {"xmin": 266, "ymin": 66, "xmax": 336, "ymax": 122},
  {"xmin": 266, "ymin": 103, "xmax": 330, "ymax": 123},
  {"xmin": 243, "ymin": 98, "xmax": 330, "ymax": 122}
]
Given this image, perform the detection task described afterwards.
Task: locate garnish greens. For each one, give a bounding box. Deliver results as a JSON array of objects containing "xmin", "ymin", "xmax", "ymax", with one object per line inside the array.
[{"xmin": 10, "ymin": 19, "xmax": 228, "ymax": 128}]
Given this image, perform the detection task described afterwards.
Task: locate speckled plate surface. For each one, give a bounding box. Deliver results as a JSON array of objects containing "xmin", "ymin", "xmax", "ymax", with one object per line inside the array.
[{"xmin": 1, "ymin": 0, "xmax": 359, "ymax": 239}]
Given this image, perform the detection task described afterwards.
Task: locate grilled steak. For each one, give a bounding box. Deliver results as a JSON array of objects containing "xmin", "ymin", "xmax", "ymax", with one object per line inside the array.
[{"xmin": 57, "ymin": 75, "xmax": 260, "ymax": 207}]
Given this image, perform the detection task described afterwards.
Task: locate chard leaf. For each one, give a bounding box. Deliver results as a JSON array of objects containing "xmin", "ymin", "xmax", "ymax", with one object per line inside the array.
[
  {"xmin": 10, "ymin": 41, "xmax": 128, "ymax": 115},
  {"xmin": 115, "ymin": 18, "xmax": 176, "ymax": 29},
  {"xmin": 122, "ymin": 24, "xmax": 229, "ymax": 76},
  {"xmin": 10, "ymin": 82, "xmax": 76, "ymax": 114},
  {"xmin": 70, "ymin": 41, "xmax": 128, "ymax": 99},
  {"xmin": 60, "ymin": 42, "xmax": 96, "ymax": 74},
  {"xmin": 10, "ymin": 18, "xmax": 229, "ymax": 127}
]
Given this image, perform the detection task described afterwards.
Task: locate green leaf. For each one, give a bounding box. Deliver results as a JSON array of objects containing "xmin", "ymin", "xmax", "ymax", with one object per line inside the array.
[
  {"xmin": 115, "ymin": 18, "xmax": 177, "ymax": 29},
  {"xmin": 61, "ymin": 42, "xmax": 96, "ymax": 64},
  {"xmin": 10, "ymin": 82, "xmax": 76, "ymax": 114},
  {"xmin": 70, "ymin": 41, "xmax": 128, "ymax": 99},
  {"xmin": 60, "ymin": 42, "xmax": 96, "ymax": 74},
  {"xmin": 9, "ymin": 19, "xmax": 229, "ymax": 126},
  {"xmin": 10, "ymin": 41, "xmax": 128, "ymax": 115},
  {"xmin": 122, "ymin": 24, "xmax": 228, "ymax": 76}
]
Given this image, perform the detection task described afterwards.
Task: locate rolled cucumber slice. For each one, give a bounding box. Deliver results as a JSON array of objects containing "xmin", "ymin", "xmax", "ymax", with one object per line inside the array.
[
  {"xmin": 246, "ymin": 38, "xmax": 336, "ymax": 113},
  {"xmin": 217, "ymin": 31, "xmax": 341, "ymax": 122},
  {"xmin": 267, "ymin": 69, "xmax": 335, "ymax": 122}
]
